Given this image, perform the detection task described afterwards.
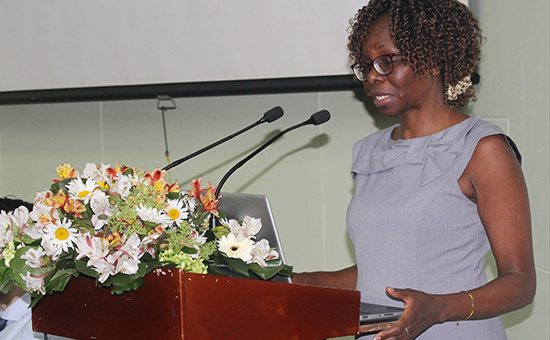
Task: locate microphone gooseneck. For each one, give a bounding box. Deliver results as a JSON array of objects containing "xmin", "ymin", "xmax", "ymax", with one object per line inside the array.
[
  {"xmin": 162, "ymin": 106, "xmax": 283, "ymax": 171},
  {"xmin": 214, "ymin": 110, "xmax": 330, "ymax": 199}
]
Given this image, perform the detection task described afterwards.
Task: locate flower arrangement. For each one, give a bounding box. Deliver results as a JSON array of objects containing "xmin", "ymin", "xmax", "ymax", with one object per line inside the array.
[{"xmin": 0, "ymin": 163, "xmax": 291, "ymax": 306}]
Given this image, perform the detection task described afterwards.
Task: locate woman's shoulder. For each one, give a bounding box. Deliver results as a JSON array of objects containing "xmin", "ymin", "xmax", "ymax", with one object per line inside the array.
[{"xmin": 464, "ymin": 116, "xmax": 504, "ymax": 141}]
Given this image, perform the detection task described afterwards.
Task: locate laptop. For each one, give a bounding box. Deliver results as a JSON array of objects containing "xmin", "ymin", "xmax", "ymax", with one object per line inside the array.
[
  {"xmin": 217, "ymin": 192, "xmax": 290, "ymax": 283},
  {"xmin": 359, "ymin": 302, "xmax": 404, "ymax": 324}
]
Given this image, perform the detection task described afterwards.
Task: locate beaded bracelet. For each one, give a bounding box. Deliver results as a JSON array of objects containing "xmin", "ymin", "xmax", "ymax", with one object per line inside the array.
[{"xmin": 456, "ymin": 290, "xmax": 475, "ymax": 326}]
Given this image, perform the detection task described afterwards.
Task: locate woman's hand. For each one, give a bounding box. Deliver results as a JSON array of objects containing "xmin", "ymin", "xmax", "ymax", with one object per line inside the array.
[{"xmin": 373, "ymin": 287, "xmax": 445, "ymax": 340}]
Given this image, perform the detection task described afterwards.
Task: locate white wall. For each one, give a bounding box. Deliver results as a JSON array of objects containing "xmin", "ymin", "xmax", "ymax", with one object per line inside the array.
[
  {"xmin": 470, "ymin": 0, "xmax": 550, "ymax": 338},
  {"xmin": 0, "ymin": 1, "xmax": 547, "ymax": 339}
]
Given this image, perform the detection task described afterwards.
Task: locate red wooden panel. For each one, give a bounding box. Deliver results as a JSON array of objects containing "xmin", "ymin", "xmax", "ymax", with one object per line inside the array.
[{"xmin": 32, "ymin": 269, "xmax": 360, "ymax": 340}]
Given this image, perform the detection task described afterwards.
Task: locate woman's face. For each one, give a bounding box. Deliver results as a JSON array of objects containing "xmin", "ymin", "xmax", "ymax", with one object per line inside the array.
[{"xmin": 361, "ymin": 16, "xmax": 441, "ymax": 117}]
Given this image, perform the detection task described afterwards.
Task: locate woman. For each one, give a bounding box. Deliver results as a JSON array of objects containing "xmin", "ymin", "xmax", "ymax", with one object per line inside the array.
[{"xmin": 293, "ymin": 1, "xmax": 536, "ymax": 339}]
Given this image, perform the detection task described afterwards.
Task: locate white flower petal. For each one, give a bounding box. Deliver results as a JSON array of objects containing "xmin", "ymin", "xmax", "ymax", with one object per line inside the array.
[{"xmin": 217, "ymin": 233, "xmax": 254, "ymax": 262}]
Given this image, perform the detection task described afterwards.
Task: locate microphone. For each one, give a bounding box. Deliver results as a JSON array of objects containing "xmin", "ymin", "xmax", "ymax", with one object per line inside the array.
[
  {"xmin": 162, "ymin": 106, "xmax": 284, "ymax": 171},
  {"xmin": 214, "ymin": 109, "xmax": 330, "ymax": 198}
]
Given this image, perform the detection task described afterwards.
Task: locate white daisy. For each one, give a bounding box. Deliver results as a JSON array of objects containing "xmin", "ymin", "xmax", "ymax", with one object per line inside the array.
[
  {"xmin": 164, "ymin": 199, "xmax": 188, "ymax": 227},
  {"xmin": 217, "ymin": 233, "xmax": 254, "ymax": 262},
  {"xmin": 84, "ymin": 162, "xmax": 113, "ymax": 192},
  {"xmin": 67, "ymin": 177, "xmax": 97, "ymax": 204},
  {"xmin": 41, "ymin": 218, "xmax": 78, "ymax": 258},
  {"xmin": 185, "ymin": 196, "xmax": 197, "ymax": 212},
  {"xmin": 136, "ymin": 204, "xmax": 170, "ymax": 225}
]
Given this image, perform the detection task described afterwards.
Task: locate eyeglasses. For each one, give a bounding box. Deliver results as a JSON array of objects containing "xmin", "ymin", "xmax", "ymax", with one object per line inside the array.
[{"xmin": 351, "ymin": 53, "xmax": 402, "ymax": 81}]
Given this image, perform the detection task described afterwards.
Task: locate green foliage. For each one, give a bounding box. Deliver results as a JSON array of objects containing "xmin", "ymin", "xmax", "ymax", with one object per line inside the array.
[
  {"xmin": 46, "ymin": 268, "xmax": 79, "ymax": 293},
  {"xmin": 208, "ymin": 252, "xmax": 293, "ymax": 281},
  {"xmin": 0, "ymin": 262, "xmax": 15, "ymax": 294}
]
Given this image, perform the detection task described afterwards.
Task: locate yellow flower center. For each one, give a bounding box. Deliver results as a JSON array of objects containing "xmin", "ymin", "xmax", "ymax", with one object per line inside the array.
[
  {"xmin": 99, "ymin": 181, "xmax": 110, "ymax": 190},
  {"xmin": 78, "ymin": 190, "xmax": 90, "ymax": 198},
  {"xmin": 55, "ymin": 227, "xmax": 70, "ymax": 241},
  {"xmin": 168, "ymin": 209, "xmax": 180, "ymax": 220}
]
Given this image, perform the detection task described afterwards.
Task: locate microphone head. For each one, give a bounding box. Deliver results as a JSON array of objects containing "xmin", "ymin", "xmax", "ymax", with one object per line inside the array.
[
  {"xmin": 263, "ymin": 106, "xmax": 284, "ymax": 123},
  {"xmin": 310, "ymin": 110, "xmax": 331, "ymax": 125}
]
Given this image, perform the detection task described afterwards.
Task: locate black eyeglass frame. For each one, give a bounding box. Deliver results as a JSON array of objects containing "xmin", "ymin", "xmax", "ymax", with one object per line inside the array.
[{"xmin": 351, "ymin": 52, "xmax": 402, "ymax": 81}]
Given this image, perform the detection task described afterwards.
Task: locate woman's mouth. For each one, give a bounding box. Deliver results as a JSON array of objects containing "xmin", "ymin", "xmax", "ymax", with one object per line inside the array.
[{"xmin": 372, "ymin": 94, "xmax": 392, "ymax": 107}]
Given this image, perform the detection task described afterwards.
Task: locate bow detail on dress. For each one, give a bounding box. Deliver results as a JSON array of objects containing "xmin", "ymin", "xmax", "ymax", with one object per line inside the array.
[{"xmin": 352, "ymin": 116, "xmax": 479, "ymax": 186}]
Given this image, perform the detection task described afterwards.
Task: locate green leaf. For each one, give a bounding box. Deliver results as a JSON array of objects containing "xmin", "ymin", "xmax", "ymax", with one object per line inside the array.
[
  {"xmin": 167, "ymin": 191, "xmax": 180, "ymax": 200},
  {"xmin": 29, "ymin": 294, "xmax": 45, "ymax": 309},
  {"xmin": 102, "ymin": 261, "xmax": 152, "ymax": 295},
  {"xmin": 0, "ymin": 268, "xmax": 15, "ymax": 294},
  {"xmin": 249, "ymin": 263, "xmax": 284, "ymax": 280},
  {"xmin": 108, "ymin": 274, "xmax": 145, "ymax": 295},
  {"xmin": 206, "ymin": 263, "xmax": 246, "ymax": 278},
  {"xmin": 49, "ymin": 178, "xmax": 72, "ymax": 193},
  {"xmin": 144, "ymin": 261, "xmax": 164, "ymax": 275},
  {"xmin": 72, "ymin": 217, "xmax": 95, "ymax": 232},
  {"xmin": 223, "ymin": 257, "xmax": 250, "ymax": 277},
  {"xmin": 9, "ymin": 246, "xmax": 53, "ymax": 289},
  {"xmin": 75, "ymin": 260, "xmax": 99, "ymax": 278},
  {"xmin": 279, "ymin": 264, "xmax": 293, "ymax": 277},
  {"xmin": 45, "ymin": 268, "xmax": 78, "ymax": 293},
  {"xmin": 0, "ymin": 262, "xmax": 13, "ymax": 293},
  {"xmin": 211, "ymin": 225, "xmax": 229, "ymax": 239},
  {"xmin": 180, "ymin": 246, "xmax": 198, "ymax": 254}
]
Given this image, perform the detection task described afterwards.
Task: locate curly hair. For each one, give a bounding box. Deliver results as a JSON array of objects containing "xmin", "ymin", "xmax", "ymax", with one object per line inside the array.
[{"xmin": 348, "ymin": 0, "xmax": 482, "ymax": 106}]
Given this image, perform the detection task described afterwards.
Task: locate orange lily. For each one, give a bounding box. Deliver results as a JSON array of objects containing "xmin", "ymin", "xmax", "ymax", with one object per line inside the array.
[
  {"xmin": 189, "ymin": 178, "xmax": 219, "ymax": 216},
  {"xmin": 63, "ymin": 199, "xmax": 86, "ymax": 218},
  {"xmin": 106, "ymin": 164, "xmax": 129, "ymax": 180}
]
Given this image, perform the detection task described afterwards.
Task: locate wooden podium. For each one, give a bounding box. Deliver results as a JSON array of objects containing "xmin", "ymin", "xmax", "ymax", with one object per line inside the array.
[{"xmin": 32, "ymin": 268, "xmax": 365, "ymax": 339}]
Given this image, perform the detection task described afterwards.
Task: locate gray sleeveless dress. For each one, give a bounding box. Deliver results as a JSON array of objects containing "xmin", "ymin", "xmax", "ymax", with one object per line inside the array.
[{"xmin": 347, "ymin": 116, "xmax": 508, "ymax": 339}]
